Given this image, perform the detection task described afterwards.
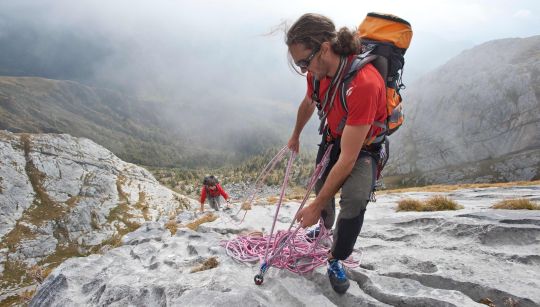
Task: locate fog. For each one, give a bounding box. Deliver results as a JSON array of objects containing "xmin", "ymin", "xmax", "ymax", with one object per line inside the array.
[{"xmin": 1, "ymin": 0, "xmax": 539, "ymax": 154}]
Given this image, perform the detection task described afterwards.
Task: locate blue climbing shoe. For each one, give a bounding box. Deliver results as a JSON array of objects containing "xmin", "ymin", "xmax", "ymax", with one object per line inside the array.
[{"xmin": 327, "ymin": 259, "xmax": 350, "ymax": 294}]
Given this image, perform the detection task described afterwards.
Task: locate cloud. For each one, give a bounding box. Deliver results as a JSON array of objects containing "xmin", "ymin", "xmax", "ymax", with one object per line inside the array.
[{"xmin": 513, "ymin": 9, "xmax": 532, "ymax": 18}]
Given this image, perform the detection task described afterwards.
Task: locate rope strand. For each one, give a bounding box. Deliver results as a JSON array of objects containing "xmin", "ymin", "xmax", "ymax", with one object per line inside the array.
[{"xmin": 221, "ymin": 144, "xmax": 360, "ymax": 275}]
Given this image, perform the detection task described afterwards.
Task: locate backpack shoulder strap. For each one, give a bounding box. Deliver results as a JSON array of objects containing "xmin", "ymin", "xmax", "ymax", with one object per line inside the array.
[
  {"xmin": 312, "ymin": 76, "xmax": 321, "ymax": 106},
  {"xmin": 336, "ymin": 53, "xmax": 387, "ymax": 139},
  {"xmin": 339, "ymin": 53, "xmax": 378, "ymax": 113}
]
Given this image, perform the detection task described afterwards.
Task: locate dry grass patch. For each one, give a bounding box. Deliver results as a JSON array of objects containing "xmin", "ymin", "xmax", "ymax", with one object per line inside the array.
[
  {"xmin": 239, "ymin": 230, "xmax": 263, "ymax": 237},
  {"xmin": 381, "ymin": 180, "xmax": 540, "ymax": 194},
  {"xmin": 116, "ymin": 175, "xmax": 129, "ymax": 203},
  {"xmin": 134, "ymin": 191, "xmax": 150, "ymax": 221},
  {"xmin": 28, "ymin": 264, "xmax": 53, "ymax": 284},
  {"xmin": 65, "ymin": 195, "xmax": 81, "ymax": 208},
  {"xmin": 40, "ymin": 243, "xmax": 83, "ymax": 267},
  {"xmin": 1, "ymin": 223, "xmax": 37, "ymax": 252},
  {"xmin": 287, "ymin": 186, "xmax": 309, "ymax": 200},
  {"xmin": 491, "ymin": 198, "xmax": 540, "ymax": 210},
  {"xmin": 425, "ymin": 196, "xmax": 463, "ymax": 211},
  {"xmin": 267, "ymin": 196, "xmax": 279, "ymax": 204},
  {"xmin": 396, "ymin": 196, "xmax": 463, "ymax": 212},
  {"xmin": 19, "ymin": 288, "xmax": 37, "ymax": 303},
  {"xmin": 396, "ymin": 199, "xmax": 424, "ymax": 212},
  {"xmin": 2, "ymin": 260, "xmax": 32, "ymax": 284},
  {"xmin": 241, "ymin": 202, "xmax": 252, "ymax": 210},
  {"xmin": 165, "ymin": 219, "xmax": 178, "ymax": 235},
  {"xmin": 479, "ymin": 298, "xmax": 495, "ymax": 307},
  {"xmin": 190, "ymin": 256, "xmax": 219, "ymax": 273},
  {"xmin": 185, "ymin": 213, "xmax": 217, "ymax": 231},
  {"xmin": 107, "ymin": 203, "xmax": 142, "ymax": 235},
  {"xmin": 174, "ymin": 194, "xmax": 191, "ymax": 210}
]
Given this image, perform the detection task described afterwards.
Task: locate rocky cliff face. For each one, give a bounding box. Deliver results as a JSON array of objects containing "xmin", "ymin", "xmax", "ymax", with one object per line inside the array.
[
  {"xmin": 0, "ymin": 131, "xmax": 195, "ymax": 302},
  {"xmin": 386, "ymin": 35, "xmax": 540, "ymax": 186}
]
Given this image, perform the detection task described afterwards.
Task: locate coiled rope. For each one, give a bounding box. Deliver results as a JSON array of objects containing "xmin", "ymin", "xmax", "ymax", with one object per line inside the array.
[{"xmin": 222, "ymin": 145, "xmax": 360, "ymax": 278}]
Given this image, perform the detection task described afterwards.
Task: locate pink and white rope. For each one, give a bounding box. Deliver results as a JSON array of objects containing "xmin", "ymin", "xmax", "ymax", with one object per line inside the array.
[{"xmin": 222, "ymin": 144, "xmax": 360, "ymax": 274}]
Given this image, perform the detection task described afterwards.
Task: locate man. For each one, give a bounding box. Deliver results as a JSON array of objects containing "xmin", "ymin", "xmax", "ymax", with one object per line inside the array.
[
  {"xmin": 199, "ymin": 175, "xmax": 230, "ymax": 212},
  {"xmin": 286, "ymin": 13, "xmax": 387, "ymax": 294}
]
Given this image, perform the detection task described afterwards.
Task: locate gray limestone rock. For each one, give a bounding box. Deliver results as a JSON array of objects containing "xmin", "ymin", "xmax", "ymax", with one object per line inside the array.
[
  {"xmin": 0, "ymin": 131, "xmax": 197, "ymax": 301},
  {"xmin": 386, "ymin": 36, "xmax": 540, "ymax": 186},
  {"xmin": 29, "ymin": 185, "xmax": 540, "ymax": 306}
]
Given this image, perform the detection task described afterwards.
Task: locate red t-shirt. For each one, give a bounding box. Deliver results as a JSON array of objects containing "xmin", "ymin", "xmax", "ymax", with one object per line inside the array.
[
  {"xmin": 307, "ymin": 58, "xmax": 387, "ymax": 139},
  {"xmin": 200, "ymin": 183, "xmax": 229, "ymax": 204}
]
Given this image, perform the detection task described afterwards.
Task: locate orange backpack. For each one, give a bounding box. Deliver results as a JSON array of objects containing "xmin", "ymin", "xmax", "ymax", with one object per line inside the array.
[
  {"xmin": 312, "ymin": 13, "xmax": 413, "ymax": 146},
  {"xmin": 338, "ymin": 13, "xmax": 413, "ymax": 181},
  {"xmin": 354, "ymin": 12, "xmax": 413, "ymax": 138}
]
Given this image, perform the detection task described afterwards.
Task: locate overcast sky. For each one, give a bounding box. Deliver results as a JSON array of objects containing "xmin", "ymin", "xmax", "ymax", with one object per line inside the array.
[{"xmin": 1, "ymin": 0, "xmax": 539, "ymax": 120}]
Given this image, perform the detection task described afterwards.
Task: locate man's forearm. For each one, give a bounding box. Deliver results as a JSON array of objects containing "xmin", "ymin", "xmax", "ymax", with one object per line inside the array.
[{"xmin": 292, "ymin": 96, "xmax": 316, "ymax": 138}]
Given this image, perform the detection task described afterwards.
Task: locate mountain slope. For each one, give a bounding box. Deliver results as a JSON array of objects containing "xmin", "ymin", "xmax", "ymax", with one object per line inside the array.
[
  {"xmin": 385, "ymin": 35, "xmax": 540, "ymax": 186},
  {"xmin": 0, "ymin": 77, "xmax": 293, "ymax": 168}
]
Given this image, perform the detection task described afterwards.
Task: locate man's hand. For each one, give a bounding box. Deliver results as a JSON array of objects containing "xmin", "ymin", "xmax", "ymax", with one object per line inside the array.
[
  {"xmin": 295, "ymin": 201, "xmax": 323, "ymax": 228},
  {"xmin": 287, "ymin": 136, "xmax": 300, "ymax": 153}
]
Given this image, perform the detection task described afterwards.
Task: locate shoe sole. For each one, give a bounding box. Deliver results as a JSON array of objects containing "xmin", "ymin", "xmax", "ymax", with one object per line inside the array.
[{"xmin": 328, "ymin": 273, "xmax": 350, "ymax": 294}]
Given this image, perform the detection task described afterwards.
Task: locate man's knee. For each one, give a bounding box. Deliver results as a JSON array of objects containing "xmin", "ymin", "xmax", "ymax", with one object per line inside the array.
[
  {"xmin": 338, "ymin": 197, "xmax": 368, "ymax": 220},
  {"xmin": 331, "ymin": 209, "xmax": 366, "ymax": 260}
]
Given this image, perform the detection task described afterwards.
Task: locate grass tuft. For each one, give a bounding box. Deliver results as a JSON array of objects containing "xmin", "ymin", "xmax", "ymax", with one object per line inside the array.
[
  {"xmin": 396, "ymin": 195, "xmax": 463, "ymax": 212},
  {"xmin": 241, "ymin": 202, "xmax": 252, "ymax": 210},
  {"xmin": 165, "ymin": 219, "xmax": 178, "ymax": 235},
  {"xmin": 287, "ymin": 186, "xmax": 309, "ymax": 200},
  {"xmin": 267, "ymin": 196, "xmax": 279, "ymax": 204},
  {"xmin": 491, "ymin": 198, "xmax": 540, "ymax": 210},
  {"xmin": 190, "ymin": 256, "xmax": 219, "ymax": 273},
  {"xmin": 424, "ymin": 196, "xmax": 463, "ymax": 211},
  {"xmin": 185, "ymin": 213, "xmax": 217, "ymax": 231},
  {"xmin": 381, "ymin": 180, "xmax": 540, "ymax": 194},
  {"xmin": 396, "ymin": 199, "xmax": 424, "ymax": 211},
  {"xmin": 479, "ymin": 298, "xmax": 495, "ymax": 307},
  {"xmin": 28, "ymin": 265, "xmax": 53, "ymax": 284},
  {"xmin": 16, "ymin": 288, "xmax": 37, "ymax": 305}
]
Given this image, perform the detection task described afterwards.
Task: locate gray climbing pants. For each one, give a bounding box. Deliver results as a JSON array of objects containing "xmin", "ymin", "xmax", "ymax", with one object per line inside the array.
[
  {"xmin": 315, "ymin": 139, "xmax": 376, "ymax": 260},
  {"xmin": 207, "ymin": 196, "xmax": 222, "ymax": 211}
]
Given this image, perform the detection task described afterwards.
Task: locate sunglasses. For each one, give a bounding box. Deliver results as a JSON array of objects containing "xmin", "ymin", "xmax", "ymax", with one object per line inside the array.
[{"xmin": 295, "ymin": 46, "xmax": 320, "ymax": 70}]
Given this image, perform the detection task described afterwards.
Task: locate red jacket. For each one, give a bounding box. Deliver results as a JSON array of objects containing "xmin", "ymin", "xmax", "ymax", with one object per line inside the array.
[{"xmin": 200, "ymin": 183, "xmax": 229, "ymax": 204}]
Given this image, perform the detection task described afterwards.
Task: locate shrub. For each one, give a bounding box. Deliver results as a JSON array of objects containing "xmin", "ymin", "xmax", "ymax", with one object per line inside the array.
[{"xmin": 491, "ymin": 199, "xmax": 540, "ymax": 210}]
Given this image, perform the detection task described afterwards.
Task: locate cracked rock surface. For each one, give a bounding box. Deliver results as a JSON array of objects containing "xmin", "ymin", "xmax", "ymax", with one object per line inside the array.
[
  {"xmin": 32, "ymin": 185, "xmax": 540, "ymax": 306},
  {"xmin": 0, "ymin": 131, "xmax": 196, "ymax": 301}
]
